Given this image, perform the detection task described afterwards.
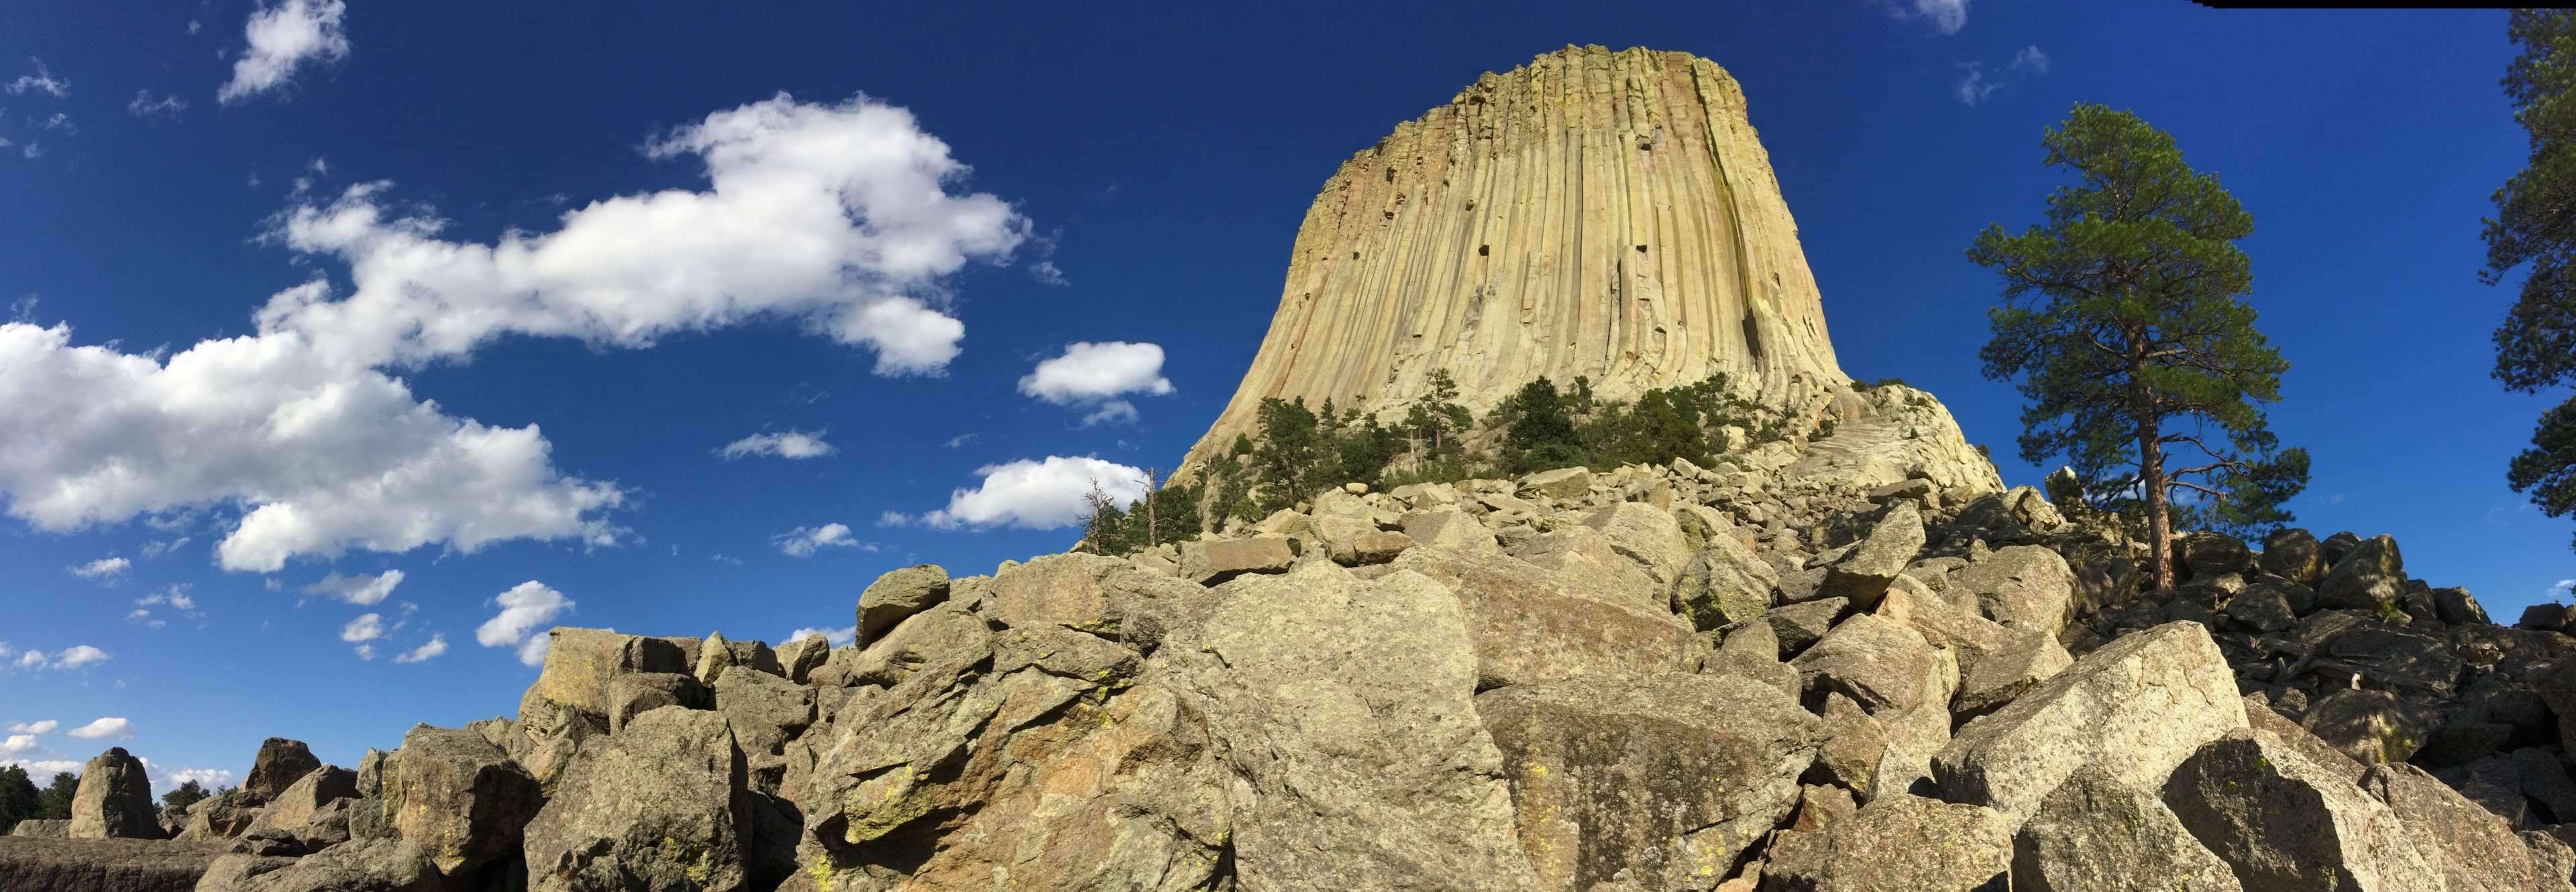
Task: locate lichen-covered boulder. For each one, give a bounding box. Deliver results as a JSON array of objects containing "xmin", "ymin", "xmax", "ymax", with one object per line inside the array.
[
  {"xmin": 855, "ymin": 563, "xmax": 950, "ymax": 645},
  {"xmin": 1477, "ymin": 673, "xmax": 1823, "ymax": 891},
  {"xmin": 1931, "ymin": 622, "xmax": 2247, "ymax": 825},
  {"xmin": 68, "ymin": 747, "xmax": 158, "ymax": 839},
  {"xmin": 1819, "ymin": 500, "xmax": 1925, "ymax": 605},
  {"xmin": 2301, "ymin": 688, "xmax": 2438, "ymax": 766},
  {"xmin": 517, "ymin": 628, "xmax": 694, "ymax": 739},
  {"xmin": 1790, "ymin": 614, "xmax": 1945, "ymax": 714},
  {"xmin": 1391, "ymin": 548, "xmax": 1701, "ymax": 689},
  {"xmin": 2261, "ymin": 527, "xmax": 2326, "ymax": 584},
  {"xmin": 1761, "ymin": 793, "xmax": 2012, "ymax": 891},
  {"xmin": 523, "ymin": 708, "xmax": 748, "ymax": 892},
  {"xmin": 373, "ymin": 725, "xmax": 542, "ymax": 879},
  {"xmin": 1670, "ymin": 535, "xmax": 1780, "ymax": 635},
  {"xmin": 2316, "ymin": 534, "xmax": 2406, "ymax": 612},
  {"xmin": 1163, "ymin": 562, "xmax": 1540, "ymax": 891}
]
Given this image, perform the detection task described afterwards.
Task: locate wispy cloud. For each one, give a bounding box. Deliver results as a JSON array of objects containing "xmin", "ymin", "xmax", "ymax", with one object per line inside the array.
[
  {"xmin": 68, "ymin": 557, "xmax": 130, "ymax": 581},
  {"xmin": 718, "ymin": 430, "xmax": 835, "ymax": 460},
  {"xmin": 5, "ymin": 58, "xmax": 67, "ymax": 97}
]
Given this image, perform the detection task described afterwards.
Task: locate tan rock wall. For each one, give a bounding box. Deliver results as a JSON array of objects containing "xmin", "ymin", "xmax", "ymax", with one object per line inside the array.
[{"xmin": 1183, "ymin": 44, "xmax": 1847, "ymax": 471}]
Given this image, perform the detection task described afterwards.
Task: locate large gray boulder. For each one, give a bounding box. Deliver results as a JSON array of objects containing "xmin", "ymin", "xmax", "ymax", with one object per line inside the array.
[
  {"xmin": 517, "ymin": 628, "xmax": 694, "ymax": 740},
  {"xmin": 68, "ymin": 748, "xmax": 158, "ymax": 839},
  {"xmin": 1520, "ymin": 466, "xmax": 1594, "ymax": 500},
  {"xmin": 2162, "ymin": 729, "xmax": 2443, "ymax": 891},
  {"xmin": 1580, "ymin": 502, "xmax": 1691, "ymax": 583},
  {"xmin": 1790, "ymin": 613, "xmax": 1945, "ymax": 714},
  {"xmin": 603, "ymin": 671, "xmax": 706, "ymax": 736},
  {"xmin": 2261, "ymin": 527, "xmax": 2325, "ymax": 584},
  {"xmin": 2010, "ymin": 773, "xmax": 2241, "ymax": 892},
  {"xmin": 1932, "ymin": 622, "xmax": 2247, "ymax": 825},
  {"xmin": 1390, "ymin": 548, "xmax": 1701, "ymax": 690},
  {"xmin": 1401, "ymin": 506, "xmax": 1503, "ymax": 553},
  {"xmin": 175, "ymin": 794, "xmax": 262, "ymax": 841},
  {"xmin": 1819, "ymin": 500, "xmax": 1925, "ymax": 605},
  {"xmin": 1760, "ymin": 793, "xmax": 2013, "ymax": 891},
  {"xmin": 2363, "ymin": 761, "xmax": 2576, "ymax": 892},
  {"xmin": 2301, "ymin": 688, "xmax": 2437, "ymax": 766},
  {"xmin": 523, "ymin": 708, "xmax": 749, "ymax": 892},
  {"xmin": 242, "ymin": 738, "xmax": 322, "ymax": 806},
  {"xmin": 369, "ymin": 725, "xmax": 542, "ymax": 879},
  {"xmin": 1670, "ymin": 535, "xmax": 1780, "ymax": 634},
  {"xmin": 1163, "ymin": 562, "xmax": 1540, "ymax": 891},
  {"xmin": 1477, "ymin": 673, "xmax": 1823, "ymax": 891},
  {"xmin": 712, "ymin": 665, "xmax": 814, "ymax": 795},
  {"xmin": 855, "ymin": 563, "xmax": 950, "ymax": 645},
  {"xmin": 2316, "ymin": 534, "xmax": 2406, "ymax": 612},
  {"xmin": 2178, "ymin": 533, "xmax": 2254, "ymax": 581},
  {"xmin": 244, "ymin": 766, "xmax": 357, "ymax": 840},
  {"xmin": 1179, "ymin": 535, "xmax": 1298, "ymax": 585},
  {"xmin": 1949, "ymin": 545, "xmax": 2075, "ymax": 634}
]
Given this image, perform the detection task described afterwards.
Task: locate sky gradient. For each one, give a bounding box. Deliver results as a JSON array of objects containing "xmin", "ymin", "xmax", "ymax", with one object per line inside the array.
[{"xmin": 1, "ymin": 1, "xmax": 2566, "ymax": 791}]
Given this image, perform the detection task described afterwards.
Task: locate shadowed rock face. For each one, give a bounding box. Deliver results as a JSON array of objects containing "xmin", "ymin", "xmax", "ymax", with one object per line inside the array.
[{"xmin": 1181, "ymin": 44, "xmax": 1849, "ymax": 475}]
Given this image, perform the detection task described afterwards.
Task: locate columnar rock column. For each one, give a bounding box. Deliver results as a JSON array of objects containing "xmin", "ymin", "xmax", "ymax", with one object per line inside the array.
[{"xmin": 1182, "ymin": 44, "xmax": 1848, "ymax": 472}]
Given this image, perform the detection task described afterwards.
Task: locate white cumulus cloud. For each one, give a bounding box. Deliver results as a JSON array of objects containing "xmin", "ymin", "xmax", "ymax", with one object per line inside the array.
[
  {"xmin": 340, "ymin": 612, "xmax": 384, "ymax": 643},
  {"xmin": 774, "ymin": 522, "xmax": 859, "ymax": 557},
  {"xmin": 0, "ymin": 735, "xmax": 36, "ymax": 758},
  {"xmin": 19, "ymin": 645, "xmax": 115, "ymax": 671},
  {"xmin": 392, "ymin": 633, "xmax": 447, "ymax": 663},
  {"xmin": 217, "ymin": 0, "xmax": 349, "ymax": 104},
  {"xmin": 922, "ymin": 455, "xmax": 1146, "ymax": 530},
  {"xmin": 68, "ymin": 557, "xmax": 129, "ymax": 579},
  {"xmin": 302, "ymin": 569, "xmax": 403, "ymax": 605},
  {"xmin": 476, "ymin": 581, "xmax": 572, "ymax": 666},
  {"xmin": 8, "ymin": 720, "xmax": 58, "ymax": 734},
  {"xmin": 0, "ymin": 93, "xmax": 1022, "ymax": 571},
  {"xmin": 719, "ymin": 431, "xmax": 835, "ymax": 460},
  {"xmin": 65, "ymin": 716, "xmax": 133, "ymax": 740},
  {"xmin": 1019, "ymin": 341, "xmax": 1173, "ymax": 407},
  {"xmin": 786, "ymin": 626, "xmax": 855, "ymax": 647}
]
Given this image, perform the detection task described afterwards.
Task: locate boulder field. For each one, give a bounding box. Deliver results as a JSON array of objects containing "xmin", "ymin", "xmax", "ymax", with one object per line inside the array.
[{"xmin": 13, "ymin": 383, "xmax": 2576, "ymax": 891}]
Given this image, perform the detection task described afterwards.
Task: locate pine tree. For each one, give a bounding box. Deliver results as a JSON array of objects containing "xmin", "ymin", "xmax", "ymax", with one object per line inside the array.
[
  {"xmin": 1402, "ymin": 370, "xmax": 1474, "ymax": 459},
  {"xmin": 0, "ymin": 765, "xmax": 36, "ymax": 834},
  {"xmin": 36, "ymin": 771, "xmax": 77, "ymax": 820},
  {"xmin": 1969, "ymin": 103, "xmax": 2310, "ymax": 590},
  {"xmin": 2486, "ymin": 10, "xmax": 2576, "ymax": 553},
  {"xmin": 161, "ymin": 779, "xmax": 211, "ymax": 815},
  {"xmin": 1498, "ymin": 378, "xmax": 1583, "ymax": 473}
]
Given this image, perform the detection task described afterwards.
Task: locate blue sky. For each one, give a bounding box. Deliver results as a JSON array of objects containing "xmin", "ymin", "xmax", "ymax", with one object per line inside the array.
[{"xmin": 0, "ymin": 1, "xmax": 2565, "ymax": 789}]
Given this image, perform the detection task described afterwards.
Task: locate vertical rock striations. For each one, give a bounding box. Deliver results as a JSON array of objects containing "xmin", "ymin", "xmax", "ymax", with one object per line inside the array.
[{"xmin": 1183, "ymin": 44, "xmax": 1847, "ymax": 472}]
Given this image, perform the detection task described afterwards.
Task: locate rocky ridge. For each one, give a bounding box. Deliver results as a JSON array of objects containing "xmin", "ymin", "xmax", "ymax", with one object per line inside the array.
[{"xmin": 12, "ymin": 383, "xmax": 2576, "ymax": 891}]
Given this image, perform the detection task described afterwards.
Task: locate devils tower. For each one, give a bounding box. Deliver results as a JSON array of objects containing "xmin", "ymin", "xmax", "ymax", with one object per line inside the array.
[{"xmin": 1183, "ymin": 45, "xmax": 1850, "ymax": 471}]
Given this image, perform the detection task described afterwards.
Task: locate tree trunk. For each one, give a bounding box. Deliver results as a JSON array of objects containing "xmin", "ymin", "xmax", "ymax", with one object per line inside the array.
[{"xmin": 2137, "ymin": 412, "xmax": 2176, "ymax": 591}]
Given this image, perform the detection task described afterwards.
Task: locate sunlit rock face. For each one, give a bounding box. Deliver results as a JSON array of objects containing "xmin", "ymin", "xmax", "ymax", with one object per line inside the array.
[{"xmin": 1183, "ymin": 44, "xmax": 1848, "ymax": 472}]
